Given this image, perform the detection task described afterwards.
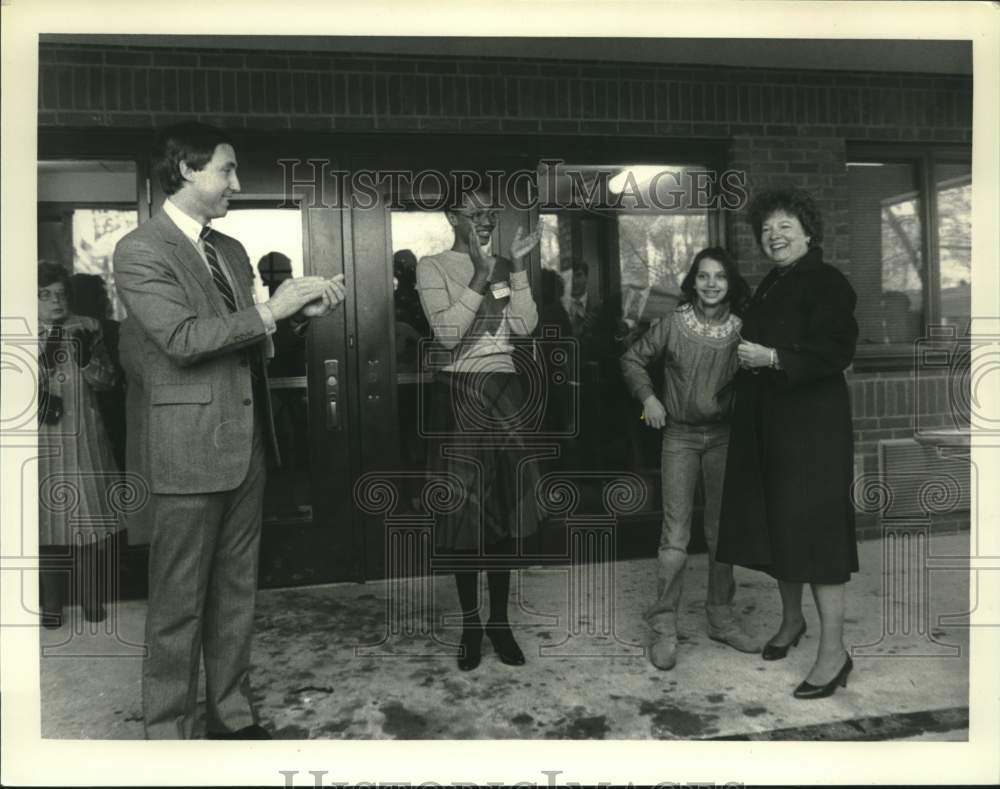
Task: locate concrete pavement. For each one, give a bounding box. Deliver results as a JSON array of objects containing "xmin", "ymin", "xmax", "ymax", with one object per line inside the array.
[{"xmin": 39, "ymin": 531, "xmax": 970, "ymax": 740}]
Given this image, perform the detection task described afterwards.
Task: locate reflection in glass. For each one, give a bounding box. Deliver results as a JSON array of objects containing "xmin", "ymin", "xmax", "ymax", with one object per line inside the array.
[
  {"xmin": 935, "ymin": 163, "xmax": 971, "ymax": 331},
  {"xmin": 213, "ymin": 206, "xmax": 312, "ymax": 523},
  {"xmin": 212, "ymin": 207, "xmax": 306, "ymax": 308},
  {"xmin": 537, "ymin": 162, "xmax": 711, "ymax": 494},
  {"xmin": 539, "ymin": 213, "xmax": 561, "ymax": 271},
  {"xmin": 389, "ymin": 210, "xmax": 450, "ymax": 512},
  {"xmin": 390, "ymin": 211, "xmax": 454, "ymax": 263},
  {"xmin": 72, "ymin": 209, "xmax": 138, "ymax": 321},
  {"xmin": 618, "ymin": 213, "xmax": 709, "ymax": 326},
  {"xmin": 848, "ymin": 162, "xmax": 925, "ymax": 346},
  {"xmin": 37, "ymin": 160, "xmax": 140, "ymax": 322}
]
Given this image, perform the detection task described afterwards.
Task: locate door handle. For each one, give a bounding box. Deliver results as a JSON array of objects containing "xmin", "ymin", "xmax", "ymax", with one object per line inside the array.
[{"xmin": 325, "ymin": 359, "xmax": 340, "ymax": 431}]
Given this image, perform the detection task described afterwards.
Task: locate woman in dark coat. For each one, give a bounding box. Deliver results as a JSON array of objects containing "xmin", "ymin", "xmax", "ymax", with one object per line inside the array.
[{"xmin": 717, "ymin": 188, "xmax": 859, "ymax": 699}]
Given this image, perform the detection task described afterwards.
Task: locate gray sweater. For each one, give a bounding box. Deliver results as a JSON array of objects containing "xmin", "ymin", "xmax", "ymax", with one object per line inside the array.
[{"xmin": 621, "ymin": 303, "xmax": 741, "ymax": 425}]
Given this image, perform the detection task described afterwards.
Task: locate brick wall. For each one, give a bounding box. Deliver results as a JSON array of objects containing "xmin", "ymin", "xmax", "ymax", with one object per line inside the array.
[
  {"xmin": 37, "ymin": 44, "xmax": 972, "ymax": 141},
  {"xmin": 37, "ymin": 42, "xmax": 972, "ymax": 513},
  {"xmin": 727, "ymin": 135, "xmax": 850, "ymax": 279},
  {"xmin": 849, "ymin": 374, "xmax": 959, "ymax": 469}
]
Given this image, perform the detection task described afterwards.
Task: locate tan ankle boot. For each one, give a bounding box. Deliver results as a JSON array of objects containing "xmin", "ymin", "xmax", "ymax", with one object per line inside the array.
[
  {"xmin": 706, "ymin": 604, "xmax": 761, "ymax": 653},
  {"xmin": 648, "ymin": 635, "xmax": 678, "ymax": 670}
]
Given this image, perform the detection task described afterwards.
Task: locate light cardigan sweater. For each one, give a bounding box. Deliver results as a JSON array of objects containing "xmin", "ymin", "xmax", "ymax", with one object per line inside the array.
[{"xmin": 416, "ymin": 249, "xmax": 538, "ymax": 373}]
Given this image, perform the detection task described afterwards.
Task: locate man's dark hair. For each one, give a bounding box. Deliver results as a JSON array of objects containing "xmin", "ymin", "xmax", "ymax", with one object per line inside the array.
[
  {"xmin": 152, "ymin": 122, "xmax": 235, "ymax": 196},
  {"xmin": 746, "ymin": 188, "xmax": 824, "ymax": 250}
]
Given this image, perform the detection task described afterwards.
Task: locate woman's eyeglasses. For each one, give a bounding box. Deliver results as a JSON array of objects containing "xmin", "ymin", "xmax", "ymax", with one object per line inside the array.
[
  {"xmin": 38, "ymin": 289, "xmax": 69, "ymax": 303},
  {"xmin": 456, "ymin": 209, "xmax": 499, "ymax": 223}
]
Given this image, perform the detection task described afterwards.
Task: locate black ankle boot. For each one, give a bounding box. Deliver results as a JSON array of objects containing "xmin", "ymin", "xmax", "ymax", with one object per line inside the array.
[
  {"xmin": 485, "ymin": 621, "xmax": 525, "ymax": 666},
  {"xmin": 458, "ymin": 622, "xmax": 483, "ymax": 671}
]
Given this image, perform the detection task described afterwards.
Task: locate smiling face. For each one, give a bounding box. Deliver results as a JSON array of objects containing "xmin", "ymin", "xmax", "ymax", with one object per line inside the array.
[
  {"xmin": 38, "ymin": 281, "xmax": 69, "ymax": 324},
  {"xmin": 693, "ymin": 257, "xmax": 729, "ymax": 309},
  {"xmin": 448, "ymin": 192, "xmax": 498, "ymax": 249},
  {"xmin": 178, "ymin": 143, "xmax": 240, "ymax": 223},
  {"xmin": 760, "ymin": 209, "xmax": 811, "ymax": 266}
]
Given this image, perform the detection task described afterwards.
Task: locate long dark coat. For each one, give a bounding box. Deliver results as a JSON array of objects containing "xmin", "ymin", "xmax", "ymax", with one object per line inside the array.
[{"xmin": 716, "ymin": 246, "xmax": 859, "ymax": 584}]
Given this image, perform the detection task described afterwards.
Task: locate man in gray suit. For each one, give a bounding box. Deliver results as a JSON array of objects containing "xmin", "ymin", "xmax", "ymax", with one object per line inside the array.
[{"xmin": 114, "ymin": 122, "xmax": 344, "ymax": 739}]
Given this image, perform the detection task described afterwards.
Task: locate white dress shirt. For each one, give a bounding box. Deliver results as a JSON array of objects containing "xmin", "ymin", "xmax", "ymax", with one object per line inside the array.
[{"xmin": 163, "ymin": 199, "xmax": 275, "ymax": 335}]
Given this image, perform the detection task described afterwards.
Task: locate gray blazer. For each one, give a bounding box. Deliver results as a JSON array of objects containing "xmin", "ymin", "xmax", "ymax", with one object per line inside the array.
[{"xmin": 114, "ymin": 210, "xmax": 280, "ymax": 496}]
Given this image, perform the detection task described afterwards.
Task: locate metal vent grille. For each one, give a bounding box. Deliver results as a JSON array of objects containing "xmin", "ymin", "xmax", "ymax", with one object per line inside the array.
[{"xmin": 877, "ymin": 439, "xmax": 971, "ymax": 518}]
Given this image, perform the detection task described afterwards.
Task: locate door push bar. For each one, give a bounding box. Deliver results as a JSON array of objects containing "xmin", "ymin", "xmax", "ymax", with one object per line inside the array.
[{"xmin": 325, "ymin": 359, "xmax": 340, "ymax": 431}]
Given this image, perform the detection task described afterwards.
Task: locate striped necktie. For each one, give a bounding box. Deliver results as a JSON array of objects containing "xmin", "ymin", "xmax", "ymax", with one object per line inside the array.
[{"xmin": 199, "ymin": 226, "xmax": 237, "ymax": 313}]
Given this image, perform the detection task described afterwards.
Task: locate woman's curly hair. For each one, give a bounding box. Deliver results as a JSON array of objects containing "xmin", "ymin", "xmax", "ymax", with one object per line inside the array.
[
  {"xmin": 38, "ymin": 260, "xmax": 71, "ymax": 291},
  {"xmin": 746, "ymin": 188, "xmax": 823, "ymax": 250}
]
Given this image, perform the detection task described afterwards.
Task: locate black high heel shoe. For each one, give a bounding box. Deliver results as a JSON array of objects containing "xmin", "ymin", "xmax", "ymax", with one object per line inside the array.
[
  {"xmin": 793, "ymin": 654, "xmax": 853, "ymax": 699},
  {"xmin": 457, "ymin": 624, "xmax": 483, "ymax": 671},
  {"xmin": 761, "ymin": 621, "xmax": 807, "ymax": 661},
  {"xmin": 485, "ymin": 622, "xmax": 526, "ymax": 666}
]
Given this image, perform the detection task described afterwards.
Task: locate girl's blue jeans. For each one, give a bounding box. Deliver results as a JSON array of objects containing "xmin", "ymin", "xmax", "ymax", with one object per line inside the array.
[{"xmin": 645, "ymin": 421, "xmax": 736, "ymax": 638}]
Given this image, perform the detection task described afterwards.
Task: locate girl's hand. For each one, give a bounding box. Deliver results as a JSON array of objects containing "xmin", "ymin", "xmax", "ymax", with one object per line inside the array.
[
  {"xmin": 737, "ymin": 340, "xmax": 774, "ymax": 369},
  {"xmin": 641, "ymin": 395, "xmax": 667, "ymax": 429},
  {"xmin": 509, "ymin": 224, "xmax": 542, "ymax": 269}
]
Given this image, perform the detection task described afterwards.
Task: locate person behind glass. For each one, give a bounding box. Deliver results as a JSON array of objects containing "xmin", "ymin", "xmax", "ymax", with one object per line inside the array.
[
  {"xmin": 37, "ymin": 262, "xmax": 122, "ymax": 628},
  {"xmin": 393, "ymin": 248, "xmax": 431, "ymax": 342},
  {"xmin": 620, "ymin": 248, "xmax": 757, "ymax": 670},
  {"xmin": 70, "ymin": 273, "xmax": 127, "ymax": 472},
  {"xmin": 578, "ymin": 291, "xmax": 644, "ymax": 471},
  {"xmin": 416, "ymin": 187, "xmax": 542, "ymax": 671},
  {"xmin": 562, "ymin": 261, "xmax": 591, "ymax": 336},
  {"xmin": 256, "ymin": 252, "xmax": 309, "ymax": 519},
  {"xmin": 716, "ymin": 188, "xmax": 859, "ymax": 700},
  {"xmin": 538, "ymin": 269, "xmax": 573, "ymax": 436}
]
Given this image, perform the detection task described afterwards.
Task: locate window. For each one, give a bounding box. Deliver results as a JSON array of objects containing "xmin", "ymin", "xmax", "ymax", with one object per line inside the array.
[
  {"xmin": 37, "ymin": 160, "xmax": 141, "ymax": 321},
  {"xmin": 847, "ymin": 146, "xmax": 971, "ymax": 366},
  {"xmin": 617, "ymin": 212, "xmax": 709, "ymax": 325},
  {"xmin": 535, "ymin": 161, "xmax": 717, "ymax": 492},
  {"xmin": 536, "ymin": 162, "xmax": 715, "ymax": 329}
]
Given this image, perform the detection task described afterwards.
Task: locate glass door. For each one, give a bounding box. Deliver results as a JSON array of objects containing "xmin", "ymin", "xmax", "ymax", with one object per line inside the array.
[
  {"xmin": 535, "ymin": 161, "xmax": 717, "ymax": 514},
  {"xmin": 346, "ymin": 152, "xmax": 542, "ymax": 578},
  {"xmin": 212, "ymin": 203, "xmax": 312, "ymax": 526},
  {"xmin": 142, "ymin": 139, "xmax": 363, "ymax": 586}
]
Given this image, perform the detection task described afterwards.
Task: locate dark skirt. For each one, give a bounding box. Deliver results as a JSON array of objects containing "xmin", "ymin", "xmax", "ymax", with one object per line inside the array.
[
  {"xmin": 717, "ymin": 369, "xmax": 858, "ymax": 584},
  {"xmin": 427, "ymin": 371, "xmax": 541, "ymax": 553}
]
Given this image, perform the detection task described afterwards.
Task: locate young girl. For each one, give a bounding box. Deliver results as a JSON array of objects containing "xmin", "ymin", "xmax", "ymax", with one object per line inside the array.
[{"xmin": 620, "ymin": 247, "xmax": 757, "ymax": 670}]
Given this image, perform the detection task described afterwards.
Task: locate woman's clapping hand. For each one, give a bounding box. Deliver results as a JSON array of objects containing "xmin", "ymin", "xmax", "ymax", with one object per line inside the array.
[{"xmin": 509, "ymin": 224, "xmax": 543, "ymax": 268}]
